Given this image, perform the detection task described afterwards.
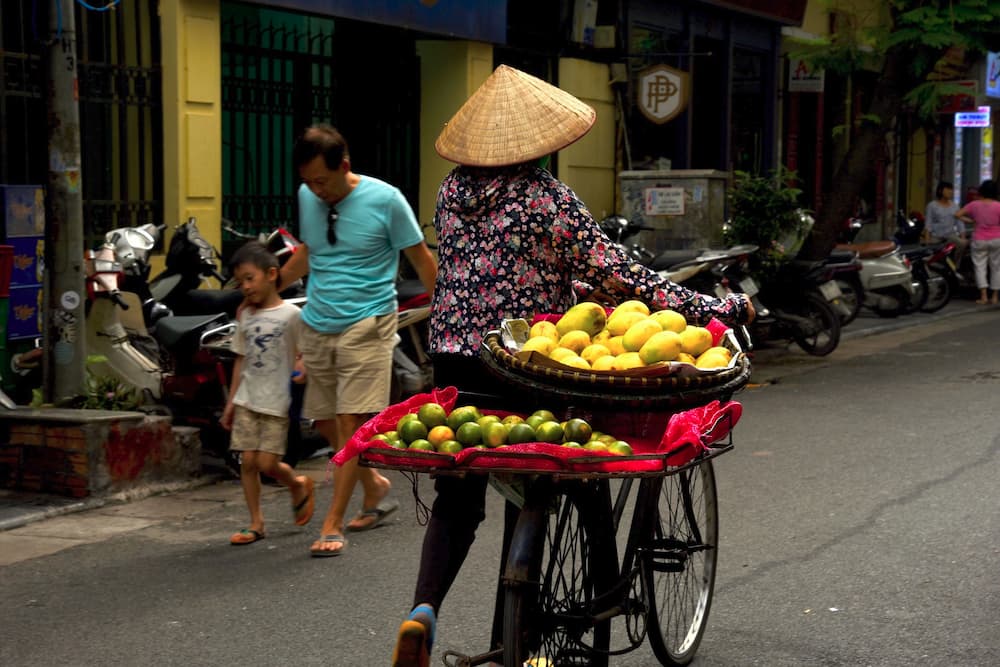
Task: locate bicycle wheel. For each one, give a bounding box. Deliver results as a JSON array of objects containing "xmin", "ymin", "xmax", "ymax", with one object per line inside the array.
[
  {"xmin": 503, "ymin": 482, "xmax": 618, "ymax": 667},
  {"xmin": 640, "ymin": 461, "xmax": 719, "ymax": 666}
]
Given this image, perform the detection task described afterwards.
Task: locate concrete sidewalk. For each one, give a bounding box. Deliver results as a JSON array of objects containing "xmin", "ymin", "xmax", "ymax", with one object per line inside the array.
[{"xmin": 0, "ymin": 296, "xmax": 990, "ymax": 541}]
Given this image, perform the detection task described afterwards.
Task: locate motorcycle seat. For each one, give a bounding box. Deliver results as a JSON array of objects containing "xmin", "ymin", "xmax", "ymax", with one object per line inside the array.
[
  {"xmin": 155, "ymin": 313, "xmax": 231, "ymax": 351},
  {"xmin": 826, "ymin": 249, "xmax": 858, "ymax": 264},
  {"xmin": 835, "ymin": 241, "xmax": 896, "ymax": 259},
  {"xmin": 183, "ymin": 288, "xmax": 244, "ymax": 318},
  {"xmin": 398, "ymin": 279, "xmax": 427, "ymax": 302},
  {"xmin": 898, "ymin": 244, "xmax": 933, "ymax": 259}
]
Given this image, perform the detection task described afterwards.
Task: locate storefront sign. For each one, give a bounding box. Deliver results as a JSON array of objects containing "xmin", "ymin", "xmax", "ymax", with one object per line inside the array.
[
  {"xmin": 253, "ymin": 0, "xmax": 505, "ymax": 43},
  {"xmin": 788, "ymin": 58, "xmax": 824, "ymax": 93},
  {"xmin": 938, "ymin": 80, "xmax": 978, "ymax": 113},
  {"xmin": 955, "ymin": 107, "xmax": 991, "ymax": 128},
  {"xmin": 638, "ymin": 65, "xmax": 690, "ymax": 125},
  {"xmin": 644, "ymin": 187, "xmax": 685, "ymax": 216},
  {"xmin": 987, "ymin": 52, "xmax": 1000, "ymax": 99}
]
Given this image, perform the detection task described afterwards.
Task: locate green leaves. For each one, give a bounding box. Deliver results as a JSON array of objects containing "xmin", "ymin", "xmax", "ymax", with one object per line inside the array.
[{"xmin": 725, "ymin": 169, "xmax": 809, "ymax": 283}]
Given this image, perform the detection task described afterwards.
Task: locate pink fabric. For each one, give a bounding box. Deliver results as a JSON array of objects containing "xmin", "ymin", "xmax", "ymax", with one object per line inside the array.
[
  {"xmin": 334, "ymin": 387, "xmax": 742, "ymax": 474},
  {"xmin": 967, "ymin": 200, "xmax": 1000, "ymax": 241}
]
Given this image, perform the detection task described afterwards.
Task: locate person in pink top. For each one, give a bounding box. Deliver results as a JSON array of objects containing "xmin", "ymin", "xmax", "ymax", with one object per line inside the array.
[{"xmin": 957, "ymin": 179, "xmax": 1000, "ymax": 304}]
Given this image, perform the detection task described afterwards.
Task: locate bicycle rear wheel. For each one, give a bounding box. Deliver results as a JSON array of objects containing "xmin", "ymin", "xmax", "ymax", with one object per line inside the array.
[
  {"xmin": 640, "ymin": 461, "xmax": 719, "ymax": 666},
  {"xmin": 503, "ymin": 481, "xmax": 618, "ymax": 667}
]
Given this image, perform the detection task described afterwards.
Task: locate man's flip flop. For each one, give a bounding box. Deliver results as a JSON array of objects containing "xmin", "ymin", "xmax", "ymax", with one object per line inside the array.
[
  {"xmin": 310, "ymin": 533, "xmax": 347, "ymax": 557},
  {"xmin": 292, "ymin": 477, "xmax": 316, "ymax": 526},
  {"xmin": 347, "ymin": 499, "xmax": 399, "ymax": 532},
  {"xmin": 230, "ymin": 529, "xmax": 265, "ymax": 545}
]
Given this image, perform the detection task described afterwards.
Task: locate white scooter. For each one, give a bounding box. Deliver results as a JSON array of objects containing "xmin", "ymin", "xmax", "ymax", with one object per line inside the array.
[{"xmin": 836, "ymin": 219, "xmax": 916, "ymax": 318}]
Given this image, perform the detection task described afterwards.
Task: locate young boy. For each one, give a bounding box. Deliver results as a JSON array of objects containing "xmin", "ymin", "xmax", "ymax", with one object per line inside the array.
[{"xmin": 221, "ymin": 240, "xmax": 315, "ymax": 545}]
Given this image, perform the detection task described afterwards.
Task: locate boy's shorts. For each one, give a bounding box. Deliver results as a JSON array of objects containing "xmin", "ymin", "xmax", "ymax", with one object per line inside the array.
[
  {"xmin": 299, "ymin": 313, "xmax": 397, "ymax": 420},
  {"xmin": 229, "ymin": 405, "xmax": 289, "ymax": 456}
]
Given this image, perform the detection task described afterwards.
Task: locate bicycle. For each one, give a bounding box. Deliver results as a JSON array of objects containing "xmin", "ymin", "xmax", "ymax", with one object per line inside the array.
[{"xmin": 358, "ymin": 330, "xmax": 748, "ymax": 667}]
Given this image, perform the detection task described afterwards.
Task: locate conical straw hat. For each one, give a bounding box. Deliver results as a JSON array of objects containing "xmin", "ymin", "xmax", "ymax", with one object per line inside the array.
[{"xmin": 435, "ymin": 65, "xmax": 596, "ymax": 167}]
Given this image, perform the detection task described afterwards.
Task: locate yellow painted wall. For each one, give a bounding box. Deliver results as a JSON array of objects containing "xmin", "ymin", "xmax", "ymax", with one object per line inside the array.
[
  {"xmin": 158, "ymin": 0, "xmax": 223, "ymax": 271},
  {"xmin": 558, "ymin": 58, "xmax": 616, "ymax": 219},
  {"xmin": 415, "ymin": 40, "xmax": 493, "ymax": 240},
  {"xmin": 415, "ymin": 46, "xmax": 616, "ymax": 229}
]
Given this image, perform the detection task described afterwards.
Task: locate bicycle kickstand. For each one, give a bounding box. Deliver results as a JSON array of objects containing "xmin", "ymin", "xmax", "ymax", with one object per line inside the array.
[{"xmin": 441, "ymin": 648, "xmax": 503, "ymax": 667}]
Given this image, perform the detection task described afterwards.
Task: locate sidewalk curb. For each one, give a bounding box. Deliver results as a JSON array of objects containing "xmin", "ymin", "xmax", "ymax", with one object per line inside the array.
[{"xmin": 0, "ymin": 473, "xmax": 224, "ymax": 533}]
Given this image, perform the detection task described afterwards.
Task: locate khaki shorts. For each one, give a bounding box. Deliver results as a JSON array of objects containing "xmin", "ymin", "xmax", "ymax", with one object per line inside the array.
[
  {"xmin": 299, "ymin": 313, "xmax": 397, "ymax": 420},
  {"xmin": 229, "ymin": 405, "xmax": 289, "ymax": 456}
]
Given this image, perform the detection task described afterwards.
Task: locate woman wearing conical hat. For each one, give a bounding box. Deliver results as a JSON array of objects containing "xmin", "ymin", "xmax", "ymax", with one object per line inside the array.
[{"xmin": 391, "ymin": 65, "xmax": 754, "ymax": 667}]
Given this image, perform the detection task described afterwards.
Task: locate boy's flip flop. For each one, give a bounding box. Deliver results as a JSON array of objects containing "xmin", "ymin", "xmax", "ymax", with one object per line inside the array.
[
  {"xmin": 292, "ymin": 477, "xmax": 316, "ymax": 526},
  {"xmin": 230, "ymin": 529, "xmax": 266, "ymax": 545},
  {"xmin": 347, "ymin": 499, "xmax": 399, "ymax": 532}
]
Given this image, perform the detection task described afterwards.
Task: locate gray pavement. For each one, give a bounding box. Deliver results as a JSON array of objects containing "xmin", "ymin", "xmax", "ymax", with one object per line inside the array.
[{"xmin": 0, "ymin": 296, "xmax": 989, "ymax": 562}]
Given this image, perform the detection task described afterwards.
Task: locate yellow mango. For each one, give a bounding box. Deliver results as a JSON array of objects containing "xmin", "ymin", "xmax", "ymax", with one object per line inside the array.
[
  {"xmin": 592, "ymin": 328, "xmax": 612, "ymax": 344},
  {"xmin": 676, "ymin": 352, "xmax": 697, "ymax": 364},
  {"xmin": 614, "ymin": 299, "xmax": 650, "ymax": 316},
  {"xmin": 555, "ymin": 302, "xmax": 607, "ymax": 337},
  {"xmin": 529, "ymin": 320, "xmax": 560, "ymax": 341},
  {"xmin": 678, "ymin": 326, "xmax": 713, "ymax": 356},
  {"xmin": 559, "ymin": 355, "xmax": 591, "ymax": 370},
  {"xmin": 558, "ymin": 330, "xmax": 591, "ymax": 354},
  {"xmin": 549, "ymin": 347, "xmax": 578, "ymax": 362},
  {"xmin": 580, "ymin": 343, "xmax": 612, "ymax": 364},
  {"xmin": 622, "ymin": 318, "xmax": 663, "ymax": 352},
  {"xmin": 606, "ymin": 335, "xmax": 627, "ymax": 356},
  {"xmin": 606, "ymin": 310, "xmax": 646, "ymax": 336},
  {"xmin": 590, "ymin": 355, "xmax": 617, "ymax": 371},
  {"xmin": 638, "ymin": 330, "xmax": 682, "ymax": 364},
  {"xmin": 615, "ymin": 352, "xmax": 645, "ymax": 369},
  {"xmin": 649, "ymin": 309, "xmax": 687, "ymax": 333},
  {"xmin": 521, "ymin": 337, "xmax": 556, "ymax": 355}
]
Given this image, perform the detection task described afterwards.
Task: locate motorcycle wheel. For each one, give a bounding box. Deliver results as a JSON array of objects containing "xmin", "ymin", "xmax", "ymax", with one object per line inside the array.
[
  {"xmin": 920, "ymin": 265, "xmax": 953, "ymax": 313},
  {"xmin": 792, "ymin": 293, "xmax": 842, "ymax": 356},
  {"xmin": 834, "ymin": 276, "xmax": 864, "ymax": 325},
  {"xmin": 903, "ymin": 268, "xmax": 929, "ymax": 314},
  {"xmin": 873, "ymin": 286, "xmax": 911, "ymax": 318}
]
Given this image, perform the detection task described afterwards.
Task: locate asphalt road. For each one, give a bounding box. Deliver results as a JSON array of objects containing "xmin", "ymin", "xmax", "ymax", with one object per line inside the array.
[{"xmin": 2, "ymin": 305, "xmax": 1000, "ymax": 666}]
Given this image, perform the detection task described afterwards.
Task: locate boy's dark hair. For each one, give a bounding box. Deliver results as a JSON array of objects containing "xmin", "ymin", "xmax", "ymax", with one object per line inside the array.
[
  {"xmin": 935, "ymin": 181, "xmax": 953, "ymax": 199},
  {"xmin": 979, "ymin": 179, "xmax": 998, "ymax": 200},
  {"xmin": 293, "ymin": 124, "xmax": 350, "ymax": 170},
  {"xmin": 229, "ymin": 240, "xmax": 278, "ymax": 275}
]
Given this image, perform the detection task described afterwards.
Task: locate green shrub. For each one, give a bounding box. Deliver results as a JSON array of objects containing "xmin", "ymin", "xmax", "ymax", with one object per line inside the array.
[{"xmin": 724, "ymin": 168, "xmax": 810, "ymax": 282}]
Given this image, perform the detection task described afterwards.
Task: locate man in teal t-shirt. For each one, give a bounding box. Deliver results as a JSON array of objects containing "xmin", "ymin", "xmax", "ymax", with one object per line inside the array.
[{"xmin": 280, "ymin": 124, "xmax": 437, "ymax": 557}]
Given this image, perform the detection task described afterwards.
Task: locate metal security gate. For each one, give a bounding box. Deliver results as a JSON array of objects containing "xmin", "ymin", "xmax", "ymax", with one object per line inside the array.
[
  {"xmin": 221, "ymin": 2, "xmax": 420, "ymax": 250},
  {"xmin": 0, "ymin": 1, "xmax": 163, "ymax": 245}
]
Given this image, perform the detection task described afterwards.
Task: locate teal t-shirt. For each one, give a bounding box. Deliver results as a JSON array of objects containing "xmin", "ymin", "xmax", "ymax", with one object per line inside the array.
[{"xmin": 297, "ymin": 176, "xmax": 423, "ymax": 333}]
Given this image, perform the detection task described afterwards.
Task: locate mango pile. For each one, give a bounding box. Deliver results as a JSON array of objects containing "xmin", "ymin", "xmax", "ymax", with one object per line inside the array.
[
  {"xmin": 370, "ymin": 403, "xmax": 634, "ymax": 456},
  {"xmin": 521, "ymin": 301, "xmax": 733, "ymax": 371}
]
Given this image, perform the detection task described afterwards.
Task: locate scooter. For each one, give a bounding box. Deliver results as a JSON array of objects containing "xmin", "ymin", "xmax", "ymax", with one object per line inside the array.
[
  {"xmin": 836, "ymin": 218, "xmax": 916, "ymax": 317},
  {"xmin": 598, "ymin": 214, "xmax": 656, "ymax": 265},
  {"xmin": 84, "ymin": 235, "xmax": 239, "ymax": 470}
]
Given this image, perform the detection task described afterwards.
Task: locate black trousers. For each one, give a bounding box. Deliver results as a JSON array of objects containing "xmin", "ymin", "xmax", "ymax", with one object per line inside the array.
[{"xmin": 412, "ymin": 354, "xmax": 519, "ymax": 646}]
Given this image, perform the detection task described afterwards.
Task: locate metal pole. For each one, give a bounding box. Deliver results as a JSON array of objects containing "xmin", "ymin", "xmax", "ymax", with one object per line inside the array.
[{"xmin": 44, "ymin": 0, "xmax": 86, "ymax": 402}]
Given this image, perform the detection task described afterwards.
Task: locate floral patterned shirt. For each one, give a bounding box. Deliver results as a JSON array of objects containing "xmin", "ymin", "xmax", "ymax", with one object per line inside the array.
[{"xmin": 429, "ymin": 164, "xmax": 750, "ymax": 357}]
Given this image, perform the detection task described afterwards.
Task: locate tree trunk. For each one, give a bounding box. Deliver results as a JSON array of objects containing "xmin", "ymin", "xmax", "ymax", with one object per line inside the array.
[{"xmin": 799, "ymin": 44, "xmax": 938, "ymax": 260}]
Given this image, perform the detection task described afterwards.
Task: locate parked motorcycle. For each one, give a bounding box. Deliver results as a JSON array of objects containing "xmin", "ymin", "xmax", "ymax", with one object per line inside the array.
[
  {"xmin": 659, "ymin": 244, "xmax": 843, "ymax": 356},
  {"xmin": 598, "ymin": 214, "xmax": 656, "ymax": 264}
]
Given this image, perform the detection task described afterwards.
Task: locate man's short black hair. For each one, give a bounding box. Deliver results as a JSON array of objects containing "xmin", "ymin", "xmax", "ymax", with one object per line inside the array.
[
  {"xmin": 229, "ymin": 240, "xmax": 278, "ymax": 275},
  {"xmin": 293, "ymin": 124, "xmax": 350, "ymax": 170}
]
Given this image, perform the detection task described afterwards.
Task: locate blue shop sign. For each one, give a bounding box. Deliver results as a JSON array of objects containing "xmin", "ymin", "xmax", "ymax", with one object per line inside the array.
[{"xmin": 256, "ymin": 0, "xmax": 506, "ymax": 43}]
